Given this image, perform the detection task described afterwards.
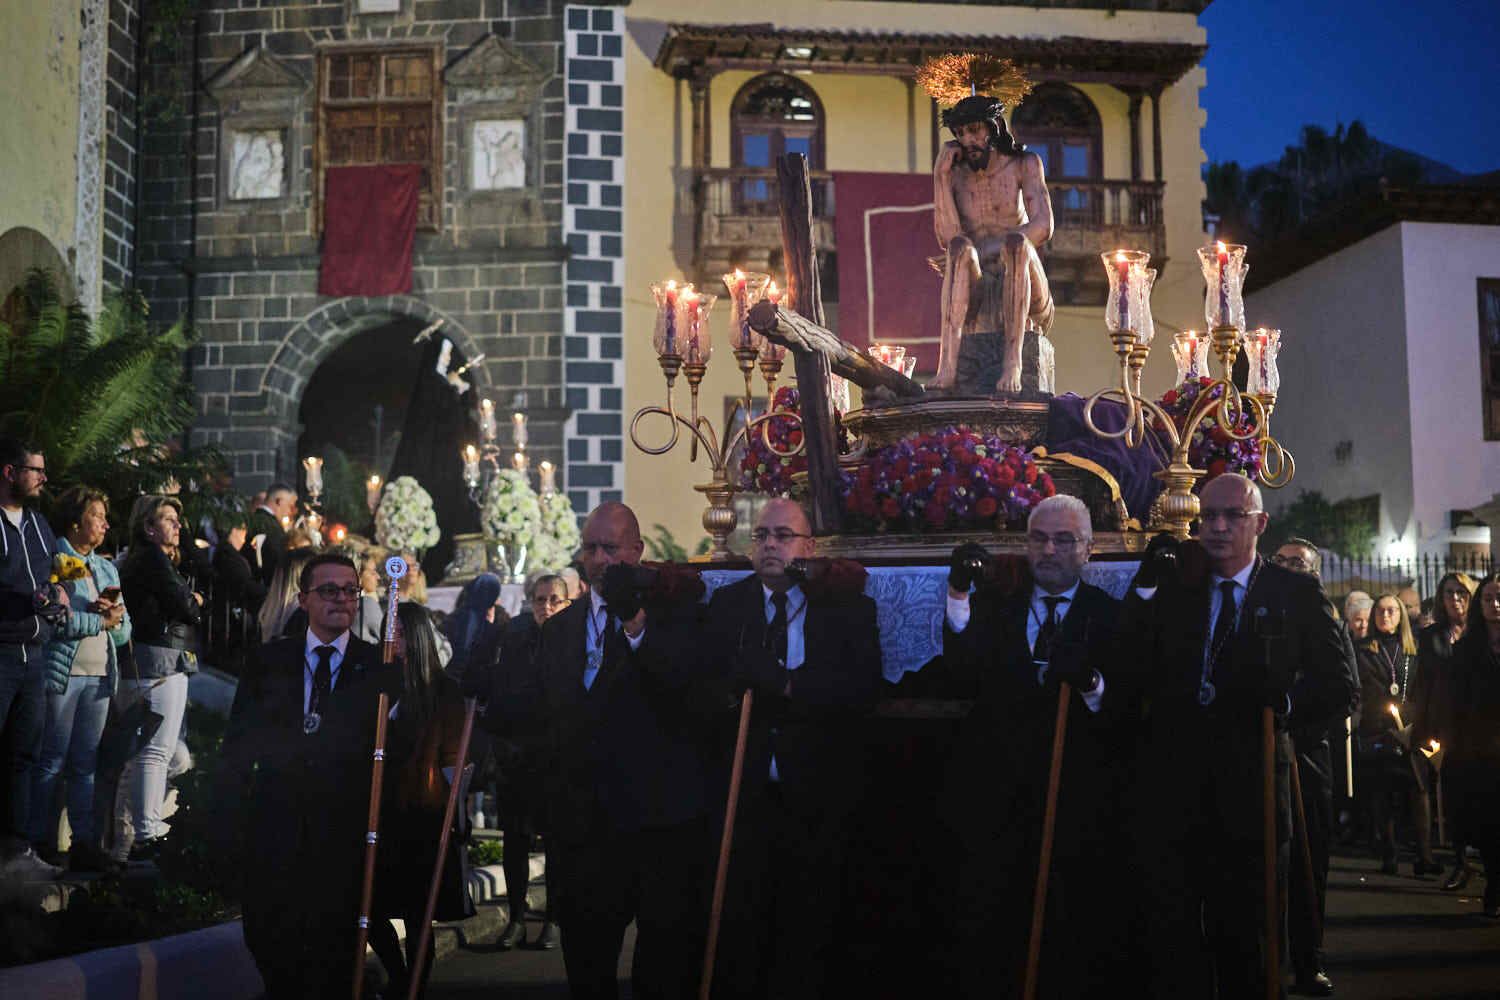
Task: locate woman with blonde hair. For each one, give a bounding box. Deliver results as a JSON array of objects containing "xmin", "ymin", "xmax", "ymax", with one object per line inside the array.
[
  {"xmin": 1409, "ymin": 571, "xmax": 1479, "ymax": 888},
  {"xmin": 256, "ymin": 548, "xmax": 316, "ymax": 641},
  {"xmin": 1355, "ymin": 593, "xmax": 1437, "ymax": 876}
]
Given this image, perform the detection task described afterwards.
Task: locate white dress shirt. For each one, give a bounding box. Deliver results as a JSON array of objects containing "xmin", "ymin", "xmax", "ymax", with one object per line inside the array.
[
  {"xmin": 584, "ymin": 589, "xmax": 646, "ymax": 690},
  {"xmin": 946, "ymin": 582, "xmax": 1105, "ymax": 713},
  {"xmin": 765, "ymin": 583, "xmax": 807, "ymax": 781},
  {"xmin": 303, "ymin": 629, "xmax": 350, "ymax": 714},
  {"xmin": 1204, "ymin": 560, "xmax": 1256, "ymax": 668}
]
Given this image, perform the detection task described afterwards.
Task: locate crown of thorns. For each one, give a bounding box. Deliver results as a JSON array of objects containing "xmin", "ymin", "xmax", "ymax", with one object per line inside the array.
[{"xmin": 917, "ymin": 53, "xmax": 1034, "ymax": 114}]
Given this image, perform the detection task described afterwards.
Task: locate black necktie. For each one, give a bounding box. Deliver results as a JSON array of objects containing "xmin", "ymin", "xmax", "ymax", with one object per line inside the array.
[
  {"xmin": 1034, "ymin": 595, "xmax": 1064, "ymax": 661},
  {"xmin": 311, "ymin": 644, "xmax": 335, "ymax": 714},
  {"xmin": 769, "ymin": 592, "xmax": 789, "ymax": 665},
  {"xmin": 1209, "ymin": 581, "xmax": 1238, "ymax": 661}
]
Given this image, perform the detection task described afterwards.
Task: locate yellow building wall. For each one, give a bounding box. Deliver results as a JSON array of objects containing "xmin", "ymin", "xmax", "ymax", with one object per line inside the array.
[
  {"xmin": 622, "ymin": 1, "xmax": 1210, "ymax": 549},
  {"xmin": 0, "ymin": 0, "xmax": 81, "ymax": 265}
]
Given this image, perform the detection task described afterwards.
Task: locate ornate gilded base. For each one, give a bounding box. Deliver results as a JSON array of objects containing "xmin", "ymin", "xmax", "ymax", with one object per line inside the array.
[
  {"xmin": 442, "ymin": 532, "xmax": 490, "ymax": 585},
  {"xmin": 843, "ymin": 396, "xmax": 1051, "ymax": 451},
  {"xmin": 814, "ymin": 528, "xmax": 1147, "ymax": 561}
]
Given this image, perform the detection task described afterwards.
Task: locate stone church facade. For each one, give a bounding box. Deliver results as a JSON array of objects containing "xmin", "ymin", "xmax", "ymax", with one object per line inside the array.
[{"xmin": 122, "ymin": 0, "xmax": 626, "ymax": 514}]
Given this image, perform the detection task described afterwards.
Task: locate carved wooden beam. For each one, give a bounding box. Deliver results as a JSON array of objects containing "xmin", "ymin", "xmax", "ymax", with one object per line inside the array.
[{"xmin": 747, "ymin": 300, "xmax": 926, "ymax": 400}]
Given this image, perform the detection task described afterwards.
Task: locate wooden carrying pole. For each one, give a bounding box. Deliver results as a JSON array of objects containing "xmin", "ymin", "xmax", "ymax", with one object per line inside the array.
[
  {"xmin": 1022, "ymin": 682, "xmax": 1071, "ymax": 1000},
  {"xmin": 405, "ymin": 698, "xmax": 479, "ymax": 1000},
  {"xmin": 1262, "ymin": 706, "xmax": 1280, "ymax": 1000},
  {"xmin": 700, "ymin": 690, "xmax": 755, "ymax": 1000},
  {"xmin": 352, "ymin": 692, "xmax": 392, "ymax": 1000},
  {"xmin": 1287, "ymin": 752, "xmax": 1321, "ymax": 942}
]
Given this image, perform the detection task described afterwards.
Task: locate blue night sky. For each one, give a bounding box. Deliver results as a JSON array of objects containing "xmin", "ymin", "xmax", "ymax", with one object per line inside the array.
[{"xmin": 1199, "ymin": 0, "xmax": 1500, "ymax": 176}]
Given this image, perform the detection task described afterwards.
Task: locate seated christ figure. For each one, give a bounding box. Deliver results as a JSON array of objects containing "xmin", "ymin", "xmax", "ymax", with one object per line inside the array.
[{"xmin": 930, "ymin": 94, "xmax": 1056, "ymax": 394}]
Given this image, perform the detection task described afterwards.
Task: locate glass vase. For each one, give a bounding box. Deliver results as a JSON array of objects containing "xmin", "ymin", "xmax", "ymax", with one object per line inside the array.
[{"xmin": 1197, "ymin": 242, "xmax": 1248, "ymax": 331}]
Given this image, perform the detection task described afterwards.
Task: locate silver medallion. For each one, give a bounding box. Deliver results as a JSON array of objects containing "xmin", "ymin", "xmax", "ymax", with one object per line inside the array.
[
  {"xmin": 1198, "ymin": 680, "xmax": 1217, "ymax": 706},
  {"xmin": 1389, "ymin": 682, "xmax": 1399, "ymax": 696},
  {"xmin": 587, "ymin": 647, "xmax": 603, "ymax": 673},
  {"xmin": 303, "ymin": 711, "xmax": 322, "ymax": 735}
]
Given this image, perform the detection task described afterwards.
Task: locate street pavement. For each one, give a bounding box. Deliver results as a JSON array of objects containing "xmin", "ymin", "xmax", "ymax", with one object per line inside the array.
[{"xmin": 425, "ymin": 852, "xmax": 1500, "ymax": 998}]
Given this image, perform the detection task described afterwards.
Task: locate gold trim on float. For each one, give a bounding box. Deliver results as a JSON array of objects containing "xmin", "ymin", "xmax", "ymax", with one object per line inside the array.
[{"xmin": 1031, "ymin": 446, "xmax": 1143, "ymax": 534}]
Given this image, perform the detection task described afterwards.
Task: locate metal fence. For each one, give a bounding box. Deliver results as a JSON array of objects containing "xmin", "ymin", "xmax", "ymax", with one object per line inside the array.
[{"xmin": 1320, "ymin": 552, "xmax": 1494, "ymax": 604}]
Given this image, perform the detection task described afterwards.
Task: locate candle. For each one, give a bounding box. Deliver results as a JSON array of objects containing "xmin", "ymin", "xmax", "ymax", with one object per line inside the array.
[
  {"xmin": 366, "ymin": 475, "xmax": 382, "ymax": 512},
  {"xmin": 680, "ymin": 288, "xmax": 702, "ymax": 362},
  {"xmin": 479, "ymin": 399, "xmax": 497, "ymax": 443},
  {"xmin": 331, "ymin": 524, "xmax": 347, "ymax": 544},
  {"xmin": 462, "ymin": 445, "xmax": 480, "ymax": 486},
  {"xmin": 1113, "ymin": 251, "xmax": 1131, "ymax": 333},
  {"xmin": 1216, "ymin": 241, "xmax": 1230, "ymax": 326},
  {"xmin": 538, "ymin": 460, "xmax": 557, "ymax": 494},
  {"xmin": 765, "ymin": 280, "xmax": 782, "ymax": 305},
  {"xmin": 731, "ymin": 268, "xmax": 748, "ymax": 348},
  {"xmin": 866, "ymin": 344, "xmax": 906, "ymax": 371},
  {"xmin": 302, "ymin": 456, "xmax": 323, "ymax": 496},
  {"xmin": 281, "ymin": 515, "xmax": 292, "ymax": 530},
  {"xmin": 1388, "ymin": 703, "xmax": 1405, "ymax": 730},
  {"xmin": 651, "ymin": 279, "xmax": 680, "ymax": 356},
  {"xmin": 512, "ymin": 411, "xmax": 528, "ymax": 449},
  {"xmin": 512, "ymin": 451, "xmax": 529, "ymax": 472}
]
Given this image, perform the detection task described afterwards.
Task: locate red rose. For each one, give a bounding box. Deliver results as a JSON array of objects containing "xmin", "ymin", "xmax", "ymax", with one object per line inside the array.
[
  {"xmin": 892, "ymin": 458, "xmax": 911, "ymax": 477},
  {"xmin": 845, "ymin": 493, "xmax": 860, "ymax": 513},
  {"xmin": 959, "ymin": 449, "xmax": 979, "ymax": 466},
  {"xmin": 879, "ymin": 496, "xmax": 901, "ymax": 520},
  {"xmin": 975, "ymin": 497, "xmax": 998, "ymax": 518},
  {"xmin": 1207, "ymin": 458, "xmax": 1228, "ymax": 478},
  {"xmin": 914, "ymin": 469, "xmax": 935, "ymax": 490},
  {"xmin": 1041, "ymin": 476, "xmax": 1057, "ymax": 497},
  {"xmin": 902, "ymin": 476, "xmax": 919, "ymax": 493},
  {"xmin": 1209, "ymin": 424, "xmax": 1230, "ymax": 445},
  {"xmin": 787, "ymin": 429, "xmax": 803, "ymax": 448},
  {"xmin": 925, "ymin": 503, "xmax": 948, "ymax": 527},
  {"xmin": 1023, "ymin": 464, "xmax": 1038, "ymax": 485},
  {"xmin": 1199, "ymin": 376, "xmax": 1213, "ymax": 386},
  {"xmin": 994, "ymin": 465, "xmax": 1016, "ymax": 488},
  {"xmin": 1162, "ymin": 389, "xmax": 1179, "ymax": 405}
]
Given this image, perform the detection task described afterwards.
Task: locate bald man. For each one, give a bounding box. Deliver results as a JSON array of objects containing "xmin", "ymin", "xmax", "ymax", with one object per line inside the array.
[
  {"xmin": 523, "ymin": 502, "xmax": 712, "ymax": 999},
  {"xmin": 1123, "ymin": 474, "xmax": 1356, "ymax": 1000},
  {"xmin": 700, "ymin": 499, "xmax": 882, "ymax": 1000}
]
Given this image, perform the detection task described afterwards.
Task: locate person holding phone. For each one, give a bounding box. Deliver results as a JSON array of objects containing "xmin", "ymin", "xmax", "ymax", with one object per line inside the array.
[{"xmin": 32, "ymin": 487, "xmax": 131, "ymax": 873}]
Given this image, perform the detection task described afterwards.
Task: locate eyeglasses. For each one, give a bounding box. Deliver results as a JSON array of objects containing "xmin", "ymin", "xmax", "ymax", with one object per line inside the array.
[
  {"xmin": 532, "ymin": 595, "xmax": 570, "ymax": 609},
  {"xmin": 307, "ymin": 584, "xmax": 361, "ymax": 602},
  {"xmin": 13, "ymin": 465, "xmax": 46, "ymax": 475},
  {"xmin": 1026, "ymin": 532, "xmax": 1084, "ymax": 550},
  {"xmin": 1199, "ymin": 509, "xmax": 1263, "ymax": 526},
  {"xmin": 750, "ymin": 529, "xmax": 812, "ymax": 545},
  {"xmin": 1271, "ymin": 554, "xmax": 1312, "ymax": 570}
]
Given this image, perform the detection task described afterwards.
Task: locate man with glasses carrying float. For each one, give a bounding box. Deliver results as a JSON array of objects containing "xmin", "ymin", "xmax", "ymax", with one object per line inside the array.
[
  {"xmin": 1123, "ymin": 473, "xmax": 1356, "ymax": 1000},
  {"xmin": 213, "ymin": 552, "xmax": 401, "ymax": 998},
  {"xmin": 939, "ymin": 494, "xmax": 1127, "ymax": 997},
  {"xmin": 697, "ymin": 497, "xmax": 881, "ymax": 1000}
]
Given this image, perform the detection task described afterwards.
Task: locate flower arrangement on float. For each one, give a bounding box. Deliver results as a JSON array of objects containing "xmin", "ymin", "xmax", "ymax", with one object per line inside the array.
[
  {"xmin": 1155, "ymin": 377, "xmax": 1263, "ymax": 483},
  {"xmin": 373, "ymin": 476, "xmax": 441, "ymax": 554},
  {"xmin": 737, "ymin": 386, "xmax": 808, "ymax": 496},
  {"xmin": 480, "ymin": 467, "xmax": 543, "ymax": 553},
  {"xmin": 840, "ymin": 425, "xmax": 1055, "ymax": 532},
  {"xmin": 532, "ymin": 490, "xmax": 581, "ymax": 572}
]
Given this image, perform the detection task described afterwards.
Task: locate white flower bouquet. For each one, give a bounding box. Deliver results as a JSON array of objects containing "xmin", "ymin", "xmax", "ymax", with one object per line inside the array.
[
  {"xmin": 481, "ymin": 468, "xmax": 542, "ymax": 553},
  {"xmin": 374, "ymin": 476, "xmax": 442, "ymax": 553},
  {"xmin": 531, "ymin": 490, "xmax": 581, "ymax": 572}
]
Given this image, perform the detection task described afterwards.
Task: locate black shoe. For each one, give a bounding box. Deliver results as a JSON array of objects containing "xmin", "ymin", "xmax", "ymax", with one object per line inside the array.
[
  {"xmin": 498, "ymin": 915, "xmax": 527, "ymax": 950},
  {"xmin": 68, "ymin": 842, "xmax": 121, "ymax": 876},
  {"xmin": 1443, "ymin": 864, "xmax": 1473, "ymax": 891},
  {"xmin": 1291, "ymin": 971, "xmax": 1335, "ymax": 996},
  {"xmin": 528, "ymin": 922, "xmax": 557, "ymax": 950},
  {"xmin": 127, "ymin": 838, "xmax": 162, "ymax": 865}
]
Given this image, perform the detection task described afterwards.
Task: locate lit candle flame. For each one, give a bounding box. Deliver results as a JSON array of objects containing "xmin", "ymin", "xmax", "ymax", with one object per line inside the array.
[
  {"xmin": 1388, "ymin": 703, "xmax": 1405, "ymax": 729},
  {"xmin": 464, "ymin": 444, "xmax": 478, "ymax": 461},
  {"xmin": 1114, "ymin": 250, "xmax": 1127, "ymax": 262},
  {"xmin": 368, "ymin": 475, "xmax": 380, "ymax": 488},
  {"xmin": 733, "ymin": 268, "xmax": 745, "ymax": 281},
  {"xmin": 1216, "ymin": 240, "xmax": 1228, "ymax": 254},
  {"xmin": 1430, "ymin": 740, "xmax": 1440, "ymax": 752}
]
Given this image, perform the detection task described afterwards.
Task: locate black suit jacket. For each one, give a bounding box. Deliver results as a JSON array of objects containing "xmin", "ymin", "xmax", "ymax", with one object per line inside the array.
[
  {"xmin": 700, "ymin": 576, "xmax": 883, "ymax": 820},
  {"xmin": 1123, "ymin": 557, "xmax": 1357, "ymax": 842},
  {"xmin": 938, "ymin": 581, "xmax": 1124, "ymax": 842},
  {"xmin": 214, "ymin": 635, "xmax": 402, "ymax": 931},
  {"xmin": 524, "ymin": 599, "xmax": 711, "ymax": 842},
  {"xmin": 244, "ymin": 507, "xmax": 287, "ymax": 587}
]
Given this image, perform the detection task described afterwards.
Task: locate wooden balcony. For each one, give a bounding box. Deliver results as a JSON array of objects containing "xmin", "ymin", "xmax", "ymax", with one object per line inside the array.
[{"xmin": 693, "ymin": 169, "xmax": 1166, "ymax": 305}]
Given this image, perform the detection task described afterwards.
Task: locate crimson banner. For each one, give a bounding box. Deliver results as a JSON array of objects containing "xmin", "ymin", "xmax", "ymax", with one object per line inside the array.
[{"xmin": 318, "ymin": 164, "xmax": 422, "ymax": 297}]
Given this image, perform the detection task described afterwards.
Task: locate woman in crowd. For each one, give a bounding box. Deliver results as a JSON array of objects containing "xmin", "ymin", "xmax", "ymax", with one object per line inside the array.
[
  {"xmin": 1344, "ymin": 591, "xmax": 1373, "ymax": 640},
  {"xmin": 370, "ymin": 601, "xmax": 471, "ymax": 998},
  {"xmin": 119, "ymin": 495, "xmax": 202, "ymax": 859},
  {"xmin": 442, "ymin": 573, "xmax": 504, "ymax": 684},
  {"xmin": 256, "ymin": 548, "xmax": 316, "ymax": 641},
  {"xmin": 1409, "ymin": 572, "xmax": 1478, "ymax": 889},
  {"xmin": 470, "ymin": 570, "xmax": 569, "ymax": 950},
  {"xmin": 355, "ymin": 547, "xmax": 388, "ymax": 645},
  {"xmin": 1446, "ymin": 573, "xmax": 1500, "ymax": 918},
  {"xmin": 30, "ymin": 487, "xmax": 131, "ymax": 873},
  {"xmin": 1356, "ymin": 593, "xmax": 1438, "ymax": 876}
]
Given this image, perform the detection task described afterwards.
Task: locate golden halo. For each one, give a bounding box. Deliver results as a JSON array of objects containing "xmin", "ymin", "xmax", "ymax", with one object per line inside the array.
[{"xmin": 916, "ymin": 53, "xmax": 1034, "ymax": 109}]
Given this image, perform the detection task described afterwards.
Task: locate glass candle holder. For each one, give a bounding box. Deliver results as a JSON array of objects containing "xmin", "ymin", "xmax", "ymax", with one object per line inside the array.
[
  {"xmin": 1197, "ymin": 242, "xmax": 1248, "ymax": 331},
  {"xmin": 1170, "ymin": 330, "xmax": 1210, "ymax": 382},
  {"xmin": 538, "ymin": 461, "xmax": 557, "ymax": 495},
  {"xmin": 512, "ymin": 411, "xmax": 528, "ymax": 449},
  {"xmin": 302, "ymin": 456, "xmax": 324, "ymax": 497},
  {"xmin": 722, "ymin": 269, "xmax": 772, "ymax": 352},
  {"xmin": 366, "ymin": 475, "xmax": 382, "ymax": 513},
  {"xmin": 867, "ymin": 343, "xmax": 906, "ymax": 371},
  {"xmin": 828, "ymin": 373, "xmax": 851, "ymax": 415},
  {"xmin": 901, "ymin": 355, "xmax": 918, "ymax": 379},
  {"xmin": 479, "ymin": 398, "xmax": 497, "ymax": 443},
  {"xmin": 1101, "ymin": 250, "xmax": 1151, "ymax": 335},
  {"xmin": 462, "ymin": 445, "xmax": 480, "ymax": 487},
  {"xmin": 676, "ymin": 288, "xmax": 717, "ymax": 365},
  {"xmin": 1136, "ymin": 267, "xmax": 1158, "ymax": 345},
  {"xmin": 651, "ymin": 280, "xmax": 683, "ymax": 357},
  {"xmin": 1244, "ymin": 327, "xmax": 1282, "ymax": 395}
]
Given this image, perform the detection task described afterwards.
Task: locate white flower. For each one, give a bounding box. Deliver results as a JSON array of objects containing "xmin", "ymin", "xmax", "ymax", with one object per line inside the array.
[{"xmin": 375, "ymin": 476, "xmax": 441, "ymax": 554}]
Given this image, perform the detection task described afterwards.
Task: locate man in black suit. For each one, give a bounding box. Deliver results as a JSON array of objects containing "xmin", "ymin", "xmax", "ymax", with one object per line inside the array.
[
  {"xmin": 214, "ymin": 552, "xmax": 401, "ymax": 998},
  {"xmin": 244, "ymin": 482, "xmax": 295, "ymax": 588},
  {"xmin": 939, "ymin": 494, "xmax": 1126, "ymax": 998},
  {"xmin": 702, "ymin": 498, "xmax": 882, "ymax": 1000},
  {"xmin": 526, "ymin": 501, "xmax": 709, "ymax": 1000},
  {"xmin": 1125, "ymin": 474, "xmax": 1357, "ymax": 1000}
]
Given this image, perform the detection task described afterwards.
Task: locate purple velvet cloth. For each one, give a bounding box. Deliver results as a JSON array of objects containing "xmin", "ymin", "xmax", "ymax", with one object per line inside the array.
[{"xmin": 1044, "ymin": 392, "xmax": 1166, "ymax": 521}]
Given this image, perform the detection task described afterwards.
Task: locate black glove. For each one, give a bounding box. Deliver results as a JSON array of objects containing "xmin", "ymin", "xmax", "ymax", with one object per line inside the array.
[
  {"xmin": 33, "ymin": 587, "xmax": 68, "ymax": 625},
  {"xmin": 1046, "ymin": 634, "xmax": 1097, "ymax": 690},
  {"xmin": 601, "ymin": 563, "xmax": 649, "ymax": 622},
  {"xmin": 948, "ymin": 542, "xmax": 990, "ymax": 593},
  {"xmin": 732, "ymin": 646, "xmax": 789, "ymax": 697},
  {"xmin": 1132, "ymin": 532, "xmax": 1180, "ymax": 590}
]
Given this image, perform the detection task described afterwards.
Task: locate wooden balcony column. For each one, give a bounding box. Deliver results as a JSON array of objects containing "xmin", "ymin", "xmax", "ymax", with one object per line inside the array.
[
  {"xmin": 1149, "ymin": 84, "xmax": 1165, "ymax": 182},
  {"xmin": 1123, "ymin": 86, "xmax": 1144, "ymax": 182}
]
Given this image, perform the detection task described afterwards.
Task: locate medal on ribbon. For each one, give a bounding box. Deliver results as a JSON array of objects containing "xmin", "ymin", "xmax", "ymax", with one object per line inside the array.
[{"xmin": 303, "ymin": 711, "xmax": 322, "ymax": 735}]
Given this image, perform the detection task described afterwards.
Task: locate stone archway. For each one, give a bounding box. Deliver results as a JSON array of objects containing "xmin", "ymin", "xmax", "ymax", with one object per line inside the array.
[{"xmin": 207, "ymin": 294, "xmax": 492, "ymax": 489}]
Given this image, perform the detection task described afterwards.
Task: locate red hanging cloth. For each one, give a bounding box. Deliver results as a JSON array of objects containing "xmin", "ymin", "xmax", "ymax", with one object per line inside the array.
[{"xmin": 318, "ymin": 164, "xmax": 422, "ymax": 297}]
